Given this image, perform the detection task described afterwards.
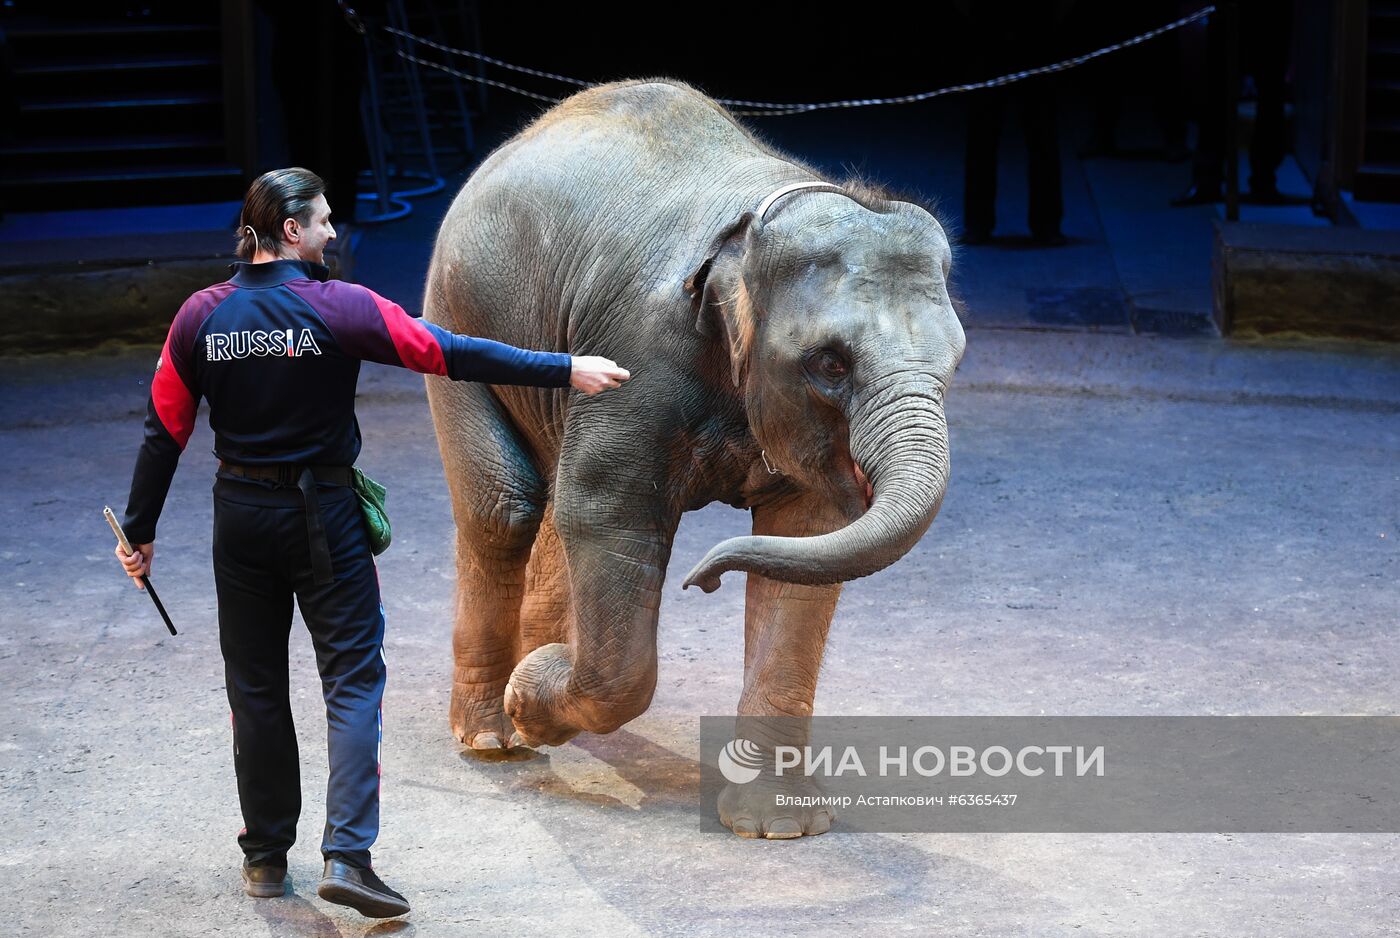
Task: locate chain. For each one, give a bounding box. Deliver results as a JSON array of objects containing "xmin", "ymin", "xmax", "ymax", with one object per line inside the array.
[
  {"xmin": 393, "ymin": 49, "xmax": 567, "ymax": 106},
  {"xmin": 721, "ymin": 6, "xmax": 1214, "ymax": 115},
  {"xmin": 383, "ymin": 25, "xmax": 592, "ymax": 88},
  {"xmin": 336, "ymin": 0, "xmax": 367, "ymax": 36},
  {"xmin": 380, "ymin": 6, "xmax": 1214, "ymax": 117}
]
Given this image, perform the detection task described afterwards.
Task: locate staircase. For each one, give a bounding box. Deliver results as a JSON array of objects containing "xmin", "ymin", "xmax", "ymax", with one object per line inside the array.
[
  {"xmin": 0, "ymin": 6, "xmax": 244, "ymax": 211},
  {"xmin": 1357, "ymin": 1, "xmax": 1400, "ymax": 200}
]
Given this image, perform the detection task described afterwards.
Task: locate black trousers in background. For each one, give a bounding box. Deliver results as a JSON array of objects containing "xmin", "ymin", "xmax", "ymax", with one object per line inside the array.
[
  {"xmin": 959, "ymin": 3, "xmax": 1066, "ymax": 239},
  {"xmin": 1192, "ymin": 1, "xmax": 1293, "ymax": 194},
  {"xmin": 963, "ymin": 80, "xmax": 1064, "ymax": 239},
  {"xmin": 212, "ymin": 475, "xmax": 387, "ymax": 869}
]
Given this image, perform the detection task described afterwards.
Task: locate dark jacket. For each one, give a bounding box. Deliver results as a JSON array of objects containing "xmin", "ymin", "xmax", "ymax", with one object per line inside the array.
[{"xmin": 122, "ymin": 259, "xmax": 572, "ymax": 543}]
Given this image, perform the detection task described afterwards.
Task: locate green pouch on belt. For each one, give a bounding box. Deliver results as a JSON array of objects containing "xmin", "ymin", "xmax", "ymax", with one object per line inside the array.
[{"xmin": 353, "ymin": 468, "xmax": 392, "ymax": 555}]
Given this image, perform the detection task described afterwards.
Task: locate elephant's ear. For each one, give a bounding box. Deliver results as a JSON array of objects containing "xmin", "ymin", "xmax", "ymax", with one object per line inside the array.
[{"xmin": 685, "ymin": 211, "xmax": 758, "ymax": 388}]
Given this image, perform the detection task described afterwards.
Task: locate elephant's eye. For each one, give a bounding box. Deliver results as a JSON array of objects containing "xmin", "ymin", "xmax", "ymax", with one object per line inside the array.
[{"xmin": 813, "ymin": 349, "xmax": 849, "ymax": 381}]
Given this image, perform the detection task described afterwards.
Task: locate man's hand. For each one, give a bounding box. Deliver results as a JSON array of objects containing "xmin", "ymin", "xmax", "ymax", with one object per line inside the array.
[
  {"xmin": 569, "ymin": 355, "xmax": 631, "ymax": 395},
  {"xmin": 116, "ymin": 542, "xmax": 154, "ymax": 589}
]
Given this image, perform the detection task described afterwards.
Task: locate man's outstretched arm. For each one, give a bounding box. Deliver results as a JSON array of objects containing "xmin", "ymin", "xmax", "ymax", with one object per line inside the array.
[{"xmin": 300, "ymin": 281, "xmax": 630, "ymax": 392}]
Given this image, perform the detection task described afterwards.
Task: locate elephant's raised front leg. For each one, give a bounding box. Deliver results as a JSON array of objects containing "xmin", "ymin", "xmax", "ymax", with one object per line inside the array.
[
  {"xmin": 718, "ymin": 495, "xmax": 845, "ymax": 839},
  {"xmin": 503, "ymin": 412, "xmax": 678, "ymax": 747},
  {"xmin": 426, "ymin": 375, "xmax": 546, "ymax": 751}
]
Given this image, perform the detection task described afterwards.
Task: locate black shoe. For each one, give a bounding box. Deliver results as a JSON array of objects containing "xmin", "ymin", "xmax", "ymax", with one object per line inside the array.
[
  {"xmin": 241, "ymin": 861, "xmax": 287, "ymax": 899},
  {"xmin": 317, "ymin": 859, "xmax": 410, "ymax": 918},
  {"xmin": 1169, "ymin": 181, "xmax": 1223, "ymax": 207}
]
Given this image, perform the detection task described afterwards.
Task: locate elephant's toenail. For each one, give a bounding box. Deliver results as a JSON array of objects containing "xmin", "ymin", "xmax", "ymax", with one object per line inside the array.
[
  {"xmin": 470, "ymin": 732, "xmax": 504, "ymax": 750},
  {"xmin": 764, "ymin": 816, "xmax": 803, "ymax": 838},
  {"xmin": 809, "ymin": 810, "xmax": 834, "ymax": 834},
  {"xmin": 731, "ymin": 817, "xmax": 759, "ymax": 837}
]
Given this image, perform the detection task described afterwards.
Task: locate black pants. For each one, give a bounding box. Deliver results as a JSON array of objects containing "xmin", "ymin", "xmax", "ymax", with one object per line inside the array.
[
  {"xmin": 959, "ymin": 3, "xmax": 1066, "ymax": 240},
  {"xmin": 212, "ymin": 476, "xmax": 386, "ymax": 869},
  {"xmin": 1192, "ymin": 2, "xmax": 1293, "ymax": 193},
  {"xmin": 963, "ymin": 81, "xmax": 1064, "ymax": 239}
]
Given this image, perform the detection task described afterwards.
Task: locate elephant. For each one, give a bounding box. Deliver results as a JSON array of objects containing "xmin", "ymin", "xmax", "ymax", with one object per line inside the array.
[{"xmin": 422, "ymin": 78, "xmax": 965, "ymax": 839}]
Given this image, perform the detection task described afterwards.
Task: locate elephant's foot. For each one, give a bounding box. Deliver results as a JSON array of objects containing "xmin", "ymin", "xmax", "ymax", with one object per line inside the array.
[
  {"xmin": 503, "ymin": 643, "xmax": 581, "ymax": 748},
  {"xmin": 718, "ymin": 775, "xmax": 837, "ymax": 840},
  {"xmin": 450, "ymin": 680, "xmax": 530, "ymax": 751}
]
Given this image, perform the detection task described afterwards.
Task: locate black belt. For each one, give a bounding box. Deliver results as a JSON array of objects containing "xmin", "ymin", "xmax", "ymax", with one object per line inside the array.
[
  {"xmin": 218, "ymin": 461, "xmax": 353, "ymax": 586},
  {"xmin": 217, "ymin": 462, "xmax": 354, "ymax": 487}
]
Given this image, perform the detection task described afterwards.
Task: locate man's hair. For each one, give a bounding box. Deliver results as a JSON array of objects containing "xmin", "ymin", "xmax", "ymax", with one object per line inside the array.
[{"xmin": 236, "ymin": 167, "xmax": 326, "ymax": 260}]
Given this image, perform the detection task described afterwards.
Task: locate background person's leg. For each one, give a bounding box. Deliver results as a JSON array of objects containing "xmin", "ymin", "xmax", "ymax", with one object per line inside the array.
[
  {"xmin": 213, "ymin": 485, "xmax": 299, "ymax": 867},
  {"xmin": 1243, "ymin": 0, "xmax": 1293, "ymax": 199},
  {"xmin": 963, "ymin": 89, "xmax": 1005, "ymax": 241},
  {"xmin": 1174, "ymin": 9, "xmax": 1226, "ymax": 204},
  {"xmin": 1021, "ymin": 78, "xmax": 1064, "ymax": 242}
]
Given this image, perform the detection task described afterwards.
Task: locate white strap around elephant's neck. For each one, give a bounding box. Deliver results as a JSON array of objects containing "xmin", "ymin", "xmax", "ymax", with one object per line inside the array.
[{"xmin": 754, "ymin": 181, "xmax": 850, "ymax": 222}]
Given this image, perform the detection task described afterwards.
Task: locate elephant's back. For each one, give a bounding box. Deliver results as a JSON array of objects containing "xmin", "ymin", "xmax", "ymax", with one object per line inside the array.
[
  {"xmin": 423, "ymin": 80, "xmax": 807, "ymax": 465},
  {"xmin": 430, "ymin": 79, "xmax": 792, "ymax": 332},
  {"xmin": 495, "ymin": 79, "xmax": 771, "ymax": 196}
]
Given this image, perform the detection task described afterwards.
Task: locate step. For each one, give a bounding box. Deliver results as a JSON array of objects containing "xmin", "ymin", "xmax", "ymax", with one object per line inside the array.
[
  {"xmin": 13, "ymin": 51, "xmax": 220, "ymax": 75},
  {"xmin": 19, "ymin": 89, "xmax": 221, "ymax": 112},
  {"xmin": 0, "ymin": 163, "xmax": 246, "ymax": 210},
  {"xmin": 3, "ymin": 21, "xmax": 216, "ymax": 40},
  {"xmin": 1214, "ymin": 221, "xmax": 1400, "ymax": 340},
  {"xmin": 14, "ymin": 103, "xmax": 223, "ymax": 140},
  {"xmin": 1354, "ymin": 163, "xmax": 1400, "ymax": 201},
  {"xmin": 1366, "ymin": 119, "xmax": 1400, "ymax": 139},
  {"xmin": 3, "ymin": 19, "xmax": 219, "ymax": 64},
  {"xmin": 0, "ymin": 134, "xmax": 227, "ymax": 174},
  {"xmin": 1371, "ymin": 10, "xmax": 1400, "ymax": 39},
  {"xmin": 0, "ymin": 164, "xmax": 242, "ymax": 187},
  {"xmin": 0, "ymin": 133, "xmax": 223, "ymax": 158},
  {"xmin": 1366, "ymin": 113, "xmax": 1400, "ymax": 156},
  {"xmin": 1364, "ymin": 123, "xmax": 1400, "ymax": 161}
]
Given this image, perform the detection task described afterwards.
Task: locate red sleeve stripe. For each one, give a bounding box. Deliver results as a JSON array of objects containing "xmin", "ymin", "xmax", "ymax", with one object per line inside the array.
[
  {"xmin": 151, "ymin": 331, "xmax": 197, "ymax": 449},
  {"xmin": 371, "ymin": 291, "xmax": 447, "ymax": 375}
]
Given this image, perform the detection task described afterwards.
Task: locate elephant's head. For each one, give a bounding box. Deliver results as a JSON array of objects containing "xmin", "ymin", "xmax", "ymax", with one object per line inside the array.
[{"xmin": 682, "ymin": 185, "xmax": 965, "ymax": 592}]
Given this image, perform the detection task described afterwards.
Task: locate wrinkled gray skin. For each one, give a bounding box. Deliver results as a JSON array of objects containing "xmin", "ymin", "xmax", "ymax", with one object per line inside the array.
[{"xmin": 424, "ymin": 79, "xmax": 965, "ymax": 838}]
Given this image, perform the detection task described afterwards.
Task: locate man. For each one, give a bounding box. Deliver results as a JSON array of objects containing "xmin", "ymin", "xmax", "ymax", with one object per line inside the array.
[
  {"xmin": 115, "ymin": 167, "xmax": 628, "ymax": 918},
  {"xmin": 1169, "ymin": 1, "xmax": 1293, "ymax": 207},
  {"xmin": 958, "ymin": 1, "xmax": 1071, "ymax": 246}
]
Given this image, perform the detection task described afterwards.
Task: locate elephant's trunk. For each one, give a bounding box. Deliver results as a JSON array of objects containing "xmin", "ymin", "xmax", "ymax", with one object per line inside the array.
[{"xmin": 682, "ymin": 373, "xmax": 949, "ymax": 592}]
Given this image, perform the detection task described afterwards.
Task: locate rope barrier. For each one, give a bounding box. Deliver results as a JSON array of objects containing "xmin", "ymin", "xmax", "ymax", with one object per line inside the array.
[{"xmin": 379, "ymin": 6, "xmax": 1214, "ymax": 117}]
